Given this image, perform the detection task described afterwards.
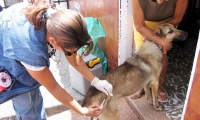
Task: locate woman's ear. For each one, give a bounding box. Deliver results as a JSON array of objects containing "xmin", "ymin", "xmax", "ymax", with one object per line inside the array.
[{"xmin": 48, "ymin": 37, "xmax": 56, "ymax": 45}]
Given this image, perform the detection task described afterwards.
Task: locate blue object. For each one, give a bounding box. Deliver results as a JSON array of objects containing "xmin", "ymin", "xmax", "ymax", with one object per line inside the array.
[{"xmin": 0, "ymin": 2, "xmax": 49, "ymax": 104}]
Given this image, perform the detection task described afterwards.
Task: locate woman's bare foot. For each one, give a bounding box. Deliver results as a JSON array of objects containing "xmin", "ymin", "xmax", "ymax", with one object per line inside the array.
[
  {"xmin": 158, "ymin": 84, "xmax": 168, "ymax": 102},
  {"xmin": 130, "ymin": 88, "xmax": 144, "ymax": 99}
]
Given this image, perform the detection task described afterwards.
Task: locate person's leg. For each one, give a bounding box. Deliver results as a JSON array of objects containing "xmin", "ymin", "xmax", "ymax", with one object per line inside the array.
[
  {"xmin": 130, "ymin": 88, "xmax": 145, "ymax": 99},
  {"xmin": 12, "ymin": 88, "xmax": 47, "ymax": 120},
  {"xmin": 158, "ymin": 54, "xmax": 168, "ymax": 102}
]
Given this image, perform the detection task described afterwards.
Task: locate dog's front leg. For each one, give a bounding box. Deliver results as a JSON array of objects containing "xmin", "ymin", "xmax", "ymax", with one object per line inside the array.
[
  {"xmin": 151, "ymin": 78, "xmax": 162, "ymax": 110},
  {"xmin": 144, "ymin": 83, "xmax": 152, "ymax": 104}
]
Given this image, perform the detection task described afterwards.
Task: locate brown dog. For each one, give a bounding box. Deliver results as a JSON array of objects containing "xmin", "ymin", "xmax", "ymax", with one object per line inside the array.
[{"xmin": 82, "ymin": 23, "xmax": 188, "ymax": 120}]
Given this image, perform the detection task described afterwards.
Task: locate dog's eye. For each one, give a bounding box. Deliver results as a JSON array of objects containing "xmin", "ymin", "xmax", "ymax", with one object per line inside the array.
[{"xmin": 168, "ymin": 29, "xmax": 174, "ymax": 34}]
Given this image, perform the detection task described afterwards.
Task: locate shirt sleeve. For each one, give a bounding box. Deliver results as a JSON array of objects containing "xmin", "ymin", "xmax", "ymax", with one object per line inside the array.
[{"xmin": 21, "ymin": 62, "xmax": 45, "ymax": 71}]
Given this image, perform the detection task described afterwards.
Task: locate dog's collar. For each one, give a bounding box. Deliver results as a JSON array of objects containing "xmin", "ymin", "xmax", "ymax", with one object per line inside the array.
[{"xmin": 145, "ymin": 38, "xmax": 162, "ymax": 49}]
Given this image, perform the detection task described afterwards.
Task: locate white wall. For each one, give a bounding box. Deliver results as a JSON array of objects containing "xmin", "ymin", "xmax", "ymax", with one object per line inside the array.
[{"xmin": 118, "ymin": 0, "xmax": 134, "ymax": 65}]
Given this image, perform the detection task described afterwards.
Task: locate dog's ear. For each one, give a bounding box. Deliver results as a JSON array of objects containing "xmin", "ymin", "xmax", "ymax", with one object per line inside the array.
[{"xmin": 152, "ymin": 28, "xmax": 163, "ymax": 38}]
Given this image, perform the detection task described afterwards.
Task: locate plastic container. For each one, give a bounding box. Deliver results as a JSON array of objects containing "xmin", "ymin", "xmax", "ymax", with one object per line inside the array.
[{"xmin": 69, "ymin": 54, "xmax": 102, "ymax": 95}]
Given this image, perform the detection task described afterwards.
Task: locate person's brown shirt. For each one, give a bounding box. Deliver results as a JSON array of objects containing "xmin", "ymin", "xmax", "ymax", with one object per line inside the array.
[{"xmin": 138, "ymin": 0, "xmax": 176, "ymax": 21}]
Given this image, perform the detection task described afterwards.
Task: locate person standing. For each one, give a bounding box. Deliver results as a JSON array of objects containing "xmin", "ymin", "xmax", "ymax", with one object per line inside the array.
[{"xmin": 131, "ymin": 0, "xmax": 188, "ymax": 102}]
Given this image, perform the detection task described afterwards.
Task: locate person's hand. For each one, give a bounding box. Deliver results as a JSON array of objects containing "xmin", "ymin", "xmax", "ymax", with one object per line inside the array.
[
  {"xmin": 83, "ymin": 105, "xmax": 103, "ymax": 117},
  {"xmin": 91, "ymin": 77, "xmax": 113, "ymax": 96},
  {"xmin": 160, "ymin": 39, "xmax": 172, "ymax": 54}
]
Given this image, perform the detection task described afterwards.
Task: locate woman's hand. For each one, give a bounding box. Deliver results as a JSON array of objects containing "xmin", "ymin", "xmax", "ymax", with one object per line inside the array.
[
  {"xmin": 83, "ymin": 105, "xmax": 103, "ymax": 117},
  {"xmin": 160, "ymin": 40, "xmax": 172, "ymax": 54},
  {"xmin": 91, "ymin": 77, "xmax": 113, "ymax": 96}
]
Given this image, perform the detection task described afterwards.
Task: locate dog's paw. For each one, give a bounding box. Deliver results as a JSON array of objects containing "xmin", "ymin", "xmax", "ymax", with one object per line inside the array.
[
  {"xmin": 145, "ymin": 97, "xmax": 153, "ymax": 104},
  {"xmin": 153, "ymin": 105, "xmax": 162, "ymax": 111},
  {"xmin": 148, "ymin": 99, "xmax": 153, "ymax": 104}
]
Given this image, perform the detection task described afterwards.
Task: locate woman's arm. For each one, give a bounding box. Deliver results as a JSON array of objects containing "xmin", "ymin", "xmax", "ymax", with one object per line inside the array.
[
  {"xmin": 167, "ymin": 0, "xmax": 188, "ymax": 26},
  {"xmin": 26, "ymin": 67, "xmax": 88, "ymax": 115},
  {"xmin": 26, "ymin": 66, "xmax": 103, "ymax": 116},
  {"xmin": 66, "ymin": 53, "xmax": 95, "ymax": 82}
]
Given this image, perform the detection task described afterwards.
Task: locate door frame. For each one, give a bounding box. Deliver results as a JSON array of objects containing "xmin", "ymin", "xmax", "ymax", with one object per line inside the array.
[{"xmin": 118, "ymin": 0, "xmax": 134, "ymax": 65}]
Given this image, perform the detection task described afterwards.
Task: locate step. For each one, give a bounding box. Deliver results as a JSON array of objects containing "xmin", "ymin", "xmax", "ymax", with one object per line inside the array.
[{"xmin": 125, "ymin": 96, "xmax": 169, "ymax": 120}]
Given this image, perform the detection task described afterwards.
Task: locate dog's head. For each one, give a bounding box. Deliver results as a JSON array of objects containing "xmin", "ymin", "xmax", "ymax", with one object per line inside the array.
[{"xmin": 153, "ymin": 23, "xmax": 188, "ymax": 42}]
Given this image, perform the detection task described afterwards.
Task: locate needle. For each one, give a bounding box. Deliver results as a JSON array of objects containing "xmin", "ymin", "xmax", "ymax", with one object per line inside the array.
[{"xmin": 100, "ymin": 99, "xmax": 106, "ymax": 106}]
